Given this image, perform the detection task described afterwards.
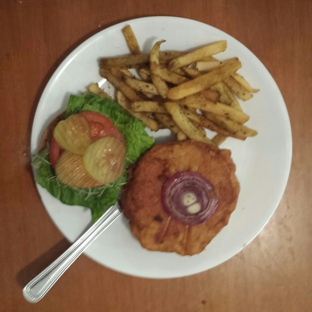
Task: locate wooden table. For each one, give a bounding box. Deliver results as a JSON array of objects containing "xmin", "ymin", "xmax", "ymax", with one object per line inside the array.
[{"xmin": 1, "ymin": 0, "xmax": 311, "ymax": 311}]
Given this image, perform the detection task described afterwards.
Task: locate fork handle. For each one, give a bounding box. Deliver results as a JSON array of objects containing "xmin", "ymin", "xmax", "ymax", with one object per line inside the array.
[{"xmin": 23, "ymin": 206, "xmax": 122, "ymax": 303}]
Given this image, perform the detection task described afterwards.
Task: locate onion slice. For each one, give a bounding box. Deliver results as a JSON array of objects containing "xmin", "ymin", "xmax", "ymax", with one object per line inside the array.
[{"xmin": 161, "ymin": 172, "xmax": 218, "ymax": 225}]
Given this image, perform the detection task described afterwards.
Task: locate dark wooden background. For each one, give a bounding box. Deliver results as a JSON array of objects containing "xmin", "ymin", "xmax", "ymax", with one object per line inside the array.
[{"xmin": 1, "ymin": 0, "xmax": 311, "ymax": 311}]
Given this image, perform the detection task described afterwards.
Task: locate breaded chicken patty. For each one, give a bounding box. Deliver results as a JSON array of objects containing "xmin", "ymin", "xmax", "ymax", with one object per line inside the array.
[{"xmin": 120, "ymin": 140, "xmax": 240, "ymax": 255}]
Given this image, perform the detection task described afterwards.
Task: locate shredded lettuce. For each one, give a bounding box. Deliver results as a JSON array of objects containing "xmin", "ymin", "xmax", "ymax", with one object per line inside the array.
[{"xmin": 34, "ymin": 93, "xmax": 155, "ymax": 220}]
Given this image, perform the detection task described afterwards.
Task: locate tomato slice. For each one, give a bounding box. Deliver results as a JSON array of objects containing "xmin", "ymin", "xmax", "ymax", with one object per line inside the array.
[
  {"xmin": 49, "ymin": 112, "xmax": 125, "ymax": 168},
  {"xmin": 50, "ymin": 136, "xmax": 64, "ymax": 168},
  {"xmin": 79, "ymin": 112, "xmax": 125, "ymax": 143}
]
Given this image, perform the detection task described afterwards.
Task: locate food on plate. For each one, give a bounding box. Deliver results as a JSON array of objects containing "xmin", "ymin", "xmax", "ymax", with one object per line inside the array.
[
  {"xmin": 33, "ymin": 93, "xmax": 154, "ymax": 220},
  {"xmin": 121, "ymin": 25, "xmax": 142, "ymax": 55},
  {"xmin": 34, "ymin": 26, "xmax": 258, "ymax": 254},
  {"xmin": 96, "ymin": 26, "xmax": 259, "ymax": 146},
  {"xmin": 120, "ymin": 140, "xmax": 240, "ymax": 255}
]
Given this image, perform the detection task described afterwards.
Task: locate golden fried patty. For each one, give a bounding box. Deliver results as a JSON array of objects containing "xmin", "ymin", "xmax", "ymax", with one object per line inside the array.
[{"xmin": 120, "ymin": 140, "xmax": 240, "ymax": 255}]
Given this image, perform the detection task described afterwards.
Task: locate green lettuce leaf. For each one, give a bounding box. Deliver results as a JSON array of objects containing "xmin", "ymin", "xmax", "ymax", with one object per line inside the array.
[{"xmin": 35, "ymin": 93, "xmax": 154, "ymax": 220}]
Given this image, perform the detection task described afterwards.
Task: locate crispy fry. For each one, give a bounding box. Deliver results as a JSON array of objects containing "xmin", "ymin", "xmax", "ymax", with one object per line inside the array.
[
  {"xmin": 171, "ymin": 68, "xmax": 187, "ymax": 76},
  {"xmin": 196, "ymin": 60, "xmax": 223, "ymax": 72},
  {"xmin": 168, "ymin": 41, "xmax": 227, "ymax": 70},
  {"xmin": 212, "ymin": 134, "xmax": 228, "ymax": 146},
  {"xmin": 123, "ymin": 76, "xmax": 159, "ymax": 96},
  {"xmin": 179, "ymin": 96, "xmax": 249, "ymax": 124},
  {"xmin": 150, "ymin": 63, "xmax": 189, "ymax": 85},
  {"xmin": 100, "ymin": 68, "xmax": 141, "ymax": 102},
  {"xmin": 119, "ymin": 68, "xmax": 134, "ymax": 77},
  {"xmin": 116, "ymin": 91, "xmax": 159, "ymax": 131},
  {"xmin": 150, "ymin": 40, "xmax": 169, "ymax": 98},
  {"xmin": 201, "ymin": 89, "xmax": 220, "ymax": 103},
  {"xmin": 179, "ymin": 106, "xmax": 237, "ymax": 138},
  {"xmin": 164, "ymin": 102, "xmax": 215, "ymax": 145},
  {"xmin": 204, "ymin": 112, "xmax": 257, "ymax": 138},
  {"xmin": 210, "ymin": 81, "xmax": 242, "ymax": 111},
  {"xmin": 168, "ymin": 58, "xmax": 242, "ymax": 100},
  {"xmin": 100, "ymin": 52, "xmax": 184, "ymax": 69},
  {"xmin": 154, "ymin": 113, "xmax": 180, "ymax": 134},
  {"xmin": 223, "ymin": 75, "xmax": 253, "ymax": 101},
  {"xmin": 182, "ymin": 67, "xmax": 201, "ymax": 78},
  {"xmin": 232, "ymin": 73, "xmax": 259, "ymax": 93},
  {"xmin": 131, "ymin": 101, "xmax": 167, "ymax": 113},
  {"xmin": 138, "ymin": 67, "xmax": 151, "ymax": 81},
  {"xmin": 158, "ymin": 51, "xmax": 185, "ymax": 64},
  {"xmin": 110, "ymin": 67, "xmax": 125, "ymax": 79},
  {"xmin": 177, "ymin": 130, "xmax": 187, "ymax": 141},
  {"xmin": 177, "ymin": 92, "xmax": 216, "ymax": 107},
  {"xmin": 87, "ymin": 83, "xmax": 111, "ymax": 99},
  {"xmin": 122, "ymin": 25, "xmax": 141, "ymax": 55}
]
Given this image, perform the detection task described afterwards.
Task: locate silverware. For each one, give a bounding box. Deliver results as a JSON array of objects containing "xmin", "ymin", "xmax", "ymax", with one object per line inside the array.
[{"xmin": 23, "ymin": 205, "xmax": 122, "ymax": 303}]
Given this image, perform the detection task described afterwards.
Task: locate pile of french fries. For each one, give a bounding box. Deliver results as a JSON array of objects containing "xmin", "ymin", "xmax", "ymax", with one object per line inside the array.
[{"xmin": 88, "ymin": 25, "xmax": 259, "ymax": 146}]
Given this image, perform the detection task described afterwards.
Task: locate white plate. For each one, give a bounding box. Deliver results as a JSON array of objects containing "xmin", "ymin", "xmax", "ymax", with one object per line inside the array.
[{"xmin": 31, "ymin": 16, "xmax": 292, "ymax": 278}]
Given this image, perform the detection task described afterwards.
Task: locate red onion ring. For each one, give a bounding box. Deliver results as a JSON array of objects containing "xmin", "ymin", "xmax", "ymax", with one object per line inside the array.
[{"xmin": 161, "ymin": 172, "xmax": 218, "ymax": 225}]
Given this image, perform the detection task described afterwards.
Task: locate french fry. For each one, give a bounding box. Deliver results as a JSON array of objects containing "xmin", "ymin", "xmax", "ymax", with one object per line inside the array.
[
  {"xmin": 123, "ymin": 76, "xmax": 159, "ymax": 96},
  {"xmin": 168, "ymin": 41, "xmax": 227, "ymax": 70},
  {"xmin": 182, "ymin": 67, "xmax": 201, "ymax": 78},
  {"xmin": 100, "ymin": 68, "xmax": 142, "ymax": 102},
  {"xmin": 150, "ymin": 40, "xmax": 169, "ymax": 98},
  {"xmin": 196, "ymin": 60, "xmax": 223, "ymax": 72},
  {"xmin": 131, "ymin": 101, "xmax": 167, "ymax": 113},
  {"xmin": 138, "ymin": 67, "xmax": 151, "ymax": 81},
  {"xmin": 209, "ymin": 81, "xmax": 242, "ymax": 145},
  {"xmin": 204, "ymin": 112, "xmax": 258, "ymax": 138},
  {"xmin": 110, "ymin": 67, "xmax": 126, "ymax": 79},
  {"xmin": 154, "ymin": 113, "xmax": 180, "ymax": 134},
  {"xmin": 116, "ymin": 91, "xmax": 159, "ymax": 131},
  {"xmin": 150, "ymin": 62, "xmax": 189, "ymax": 85},
  {"xmin": 87, "ymin": 83, "xmax": 111, "ymax": 99},
  {"xmin": 210, "ymin": 81, "xmax": 242, "ymax": 111},
  {"xmin": 201, "ymin": 89, "xmax": 220, "ymax": 103},
  {"xmin": 231, "ymin": 73, "xmax": 260, "ymax": 93},
  {"xmin": 164, "ymin": 102, "xmax": 215, "ymax": 145},
  {"xmin": 122, "ymin": 25, "xmax": 141, "ymax": 55},
  {"xmin": 180, "ymin": 97, "xmax": 250, "ymax": 124},
  {"xmin": 100, "ymin": 52, "xmax": 184, "ymax": 69},
  {"xmin": 212, "ymin": 134, "xmax": 228, "ymax": 146},
  {"xmin": 179, "ymin": 106, "xmax": 239, "ymax": 138},
  {"xmin": 158, "ymin": 51, "xmax": 186, "ymax": 64},
  {"xmin": 223, "ymin": 75, "xmax": 253, "ymax": 101},
  {"xmin": 177, "ymin": 130, "xmax": 187, "ymax": 141},
  {"xmin": 119, "ymin": 68, "xmax": 134, "ymax": 77},
  {"xmin": 177, "ymin": 92, "xmax": 217, "ymax": 107},
  {"xmin": 98, "ymin": 28, "xmax": 258, "ymax": 144},
  {"xmin": 171, "ymin": 68, "xmax": 187, "ymax": 76},
  {"xmin": 168, "ymin": 58, "xmax": 242, "ymax": 100}
]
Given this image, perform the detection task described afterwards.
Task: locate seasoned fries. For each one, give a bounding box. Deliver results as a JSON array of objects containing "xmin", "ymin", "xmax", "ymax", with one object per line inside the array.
[
  {"xmin": 123, "ymin": 76, "xmax": 159, "ymax": 96},
  {"xmin": 100, "ymin": 68, "xmax": 142, "ymax": 102},
  {"xmin": 87, "ymin": 83, "xmax": 111, "ymax": 99},
  {"xmin": 150, "ymin": 40, "xmax": 169, "ymax": 99},
  {"xmin": 100, "ymin": 52, "xmax": 184, "ymax": 69},
  {"xmin": 168, "ymin": 58, "xmax": 242, "ymax": 100},
  {"xmin": 164, "ymin": 102, "xmax": 215, "ymax": 145},
  {"xmin": 223, "ymin": 75, "xmax": 253, "ymax": 101},
  {"xmin": 131, "ymin": 101, "xmax": 167, "ymax": 113},
  {"xmin": 121, "ymin": 25, "xmax": 141, "ymax": 55},
  {"xmin": 150, "ymin": 63, "xmax": 189, "ymax": 85},
  {"xmin": 116, "ymin": 91, "xmax": 159, "ymax": 131},
  {"xmin": 168, "ymin": 41, "xmax": 227, "ymax": 70},
  {"xmin": 95, "ymin": 25, "xmax": 259, "ymax": 146}
]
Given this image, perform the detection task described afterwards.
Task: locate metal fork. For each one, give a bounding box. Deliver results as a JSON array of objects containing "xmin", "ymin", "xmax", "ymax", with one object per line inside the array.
[{"xmin": 23, "ymin": 205, "xmax": 122, "ymax": 303}]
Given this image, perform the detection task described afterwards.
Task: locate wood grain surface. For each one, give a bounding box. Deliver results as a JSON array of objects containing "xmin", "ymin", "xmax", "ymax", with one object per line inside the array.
[{"xmin": 1, "ymin": 0, "xmax": 311, "ymax": 311}]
